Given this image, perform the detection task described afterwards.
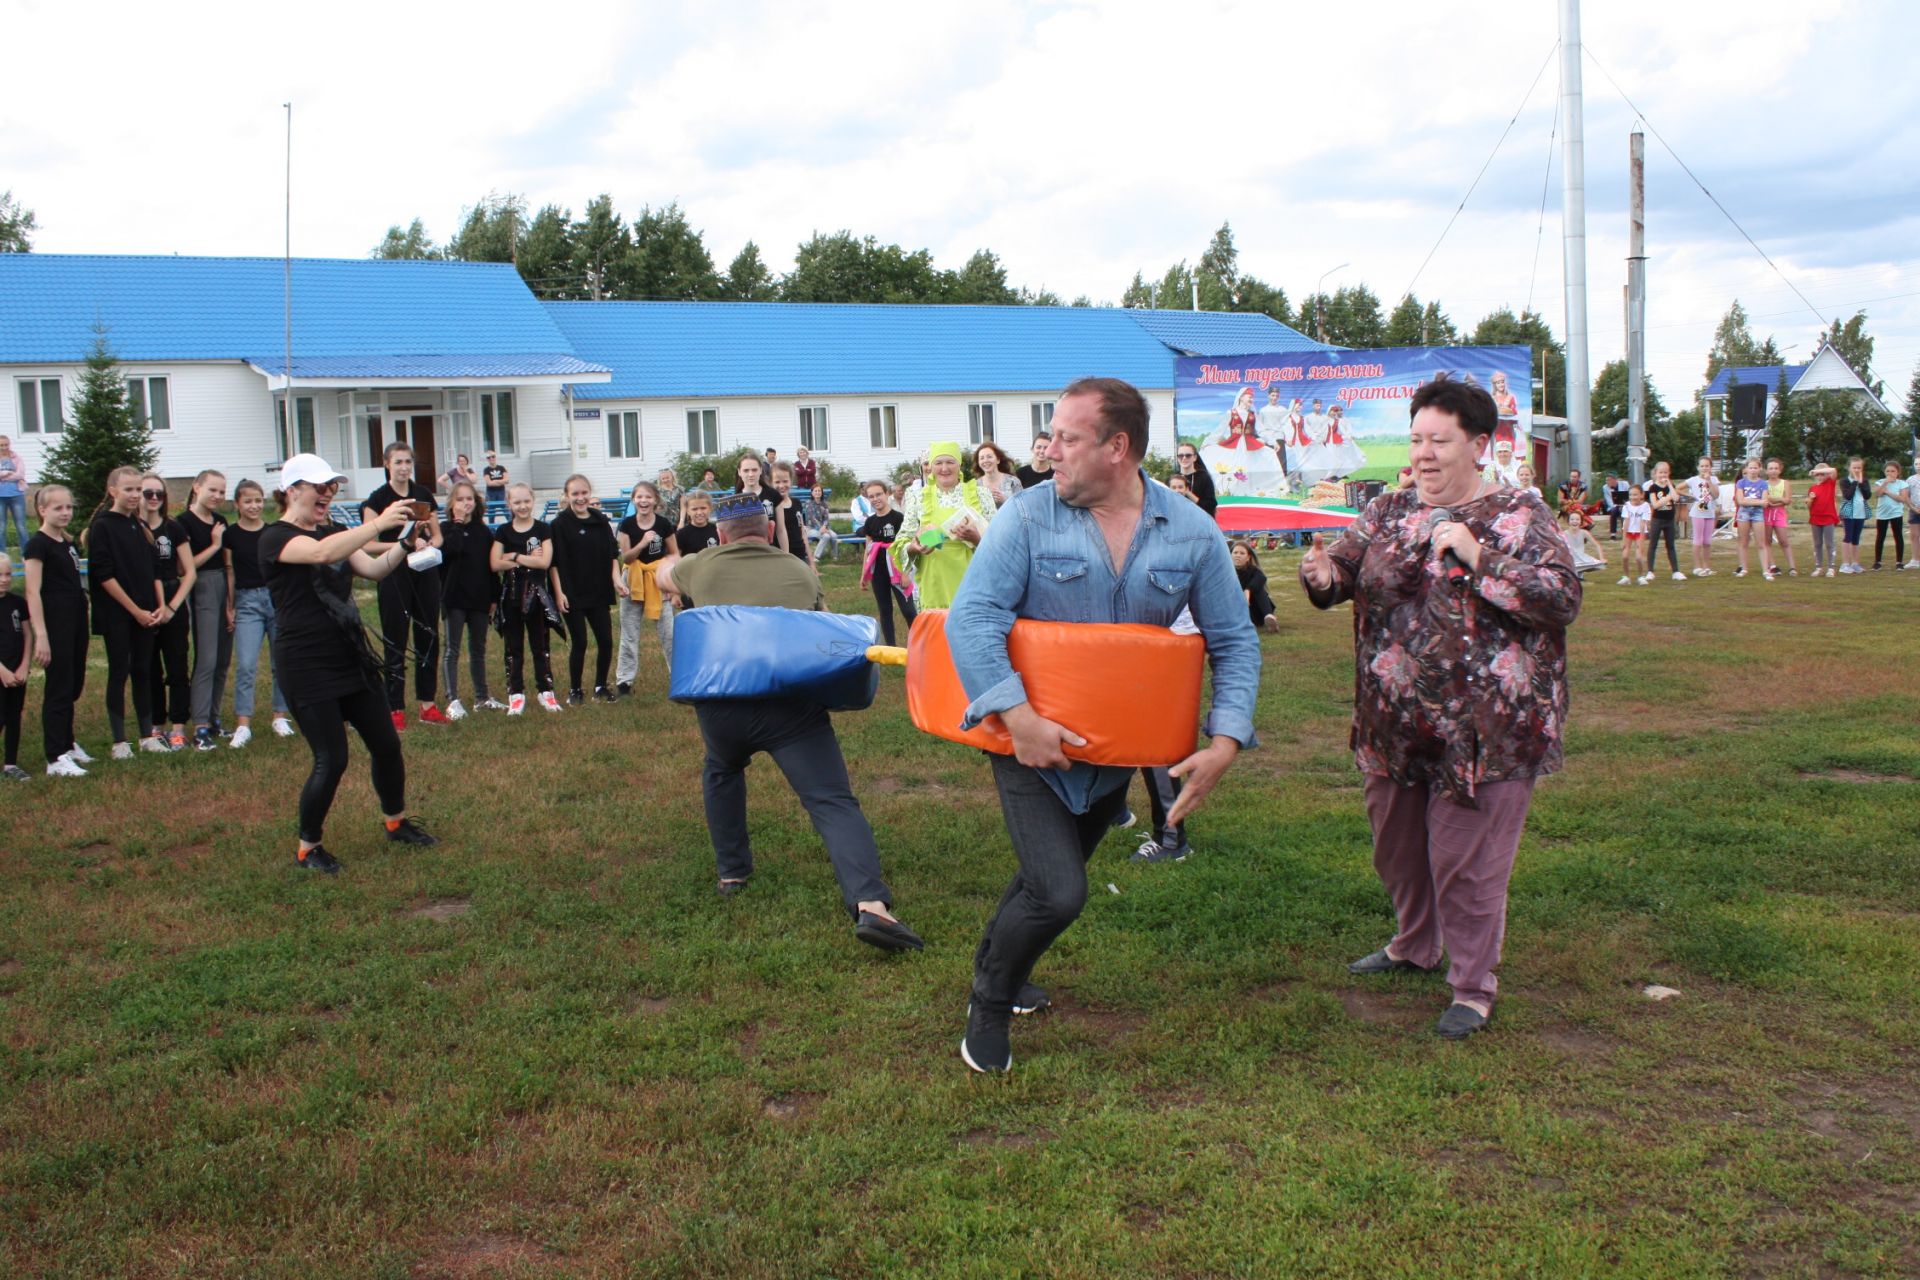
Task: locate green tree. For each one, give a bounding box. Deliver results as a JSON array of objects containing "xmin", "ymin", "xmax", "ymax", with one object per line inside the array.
[
  {"xmin": 1589, "ymin": 358, "xmax": 1671, "ymax": 475},
  {"xmin": 1195, "ymin": 223, "xmax": 1240, "ymax": 311},
  {"xmin": 782, "ymin": 232, "xmax": 943, "ymax": 303},
  {"xmin": 1818, "ymin": 311, "xmax": 1882, "ymax": 397},
  {"xmin": 1298, "ymin": 284, "xmax": 1385, "ymax": 347},
  {"xmin": 1155, "ymin": 261, "xmax": 1197, "ymax": 312},
  {"xmin": 1650, "ymin": 407, "xmax": 1705, "ymax": 474},
  {"xmin": 1795, "ymin": 390, "xmax": 1905, "ymax": 466},
  {"xmin": 517, "ymin": 204, "xmax": 576, "ymax": 298},
  {"xmin": 1234, "ymin": 277, "xmax": 1292, "ymax": 328},
  {"xmin": 1701, "ymin": 300, "xmax": 1783, "ymax": 393},
  {"xmin": 946, "ymin": 249, "xmax": 1018, "ymax": 304},
  {"xmin": 1760, "ymin": 368, "xmax": 1801, "ymax": 470},
  {"xmin": 447, "ymin": 192, "xmax": 526, "ymax": 263},
  {"xmin": 1472, "ymin": 307, "xmax": 1563, "ymax": 416},
  {"xmin": 40, "ymin": 328, "xmax": 158, "ymax": 520},
  {"xmin": 0, "ymin": 190, "xmax": 35, "ymax": 253},
  {"xmin": 570, "ymin": 195, "xmax": 632, "ymax": 300},
  {"xmin": 1022, "ymin": 287, "xmax": 1064, "ymax": 306},
  {"xmin": 372, "ymin": 218, "xmax": 437, "ymax": 260},
  {"xmin": 627, "ymin": 202, "xmax": 720, "ymax": 300},
  {"xmin": 720, "ymin": 241, "xmax": 777, "ymax": 301},
  {"xmin": 1120, "ymin": 271, "xmax": 1154, "ymax": 309},
  {"xmin": 1900, "ymin": 362, "xmax": 1920, "ymax": 452}
]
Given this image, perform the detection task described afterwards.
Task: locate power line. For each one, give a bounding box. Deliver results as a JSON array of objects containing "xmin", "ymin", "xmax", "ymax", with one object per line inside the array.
[{"xmin": 1524, "ymin": 76, "xmax": 1561, "ymax": 317}]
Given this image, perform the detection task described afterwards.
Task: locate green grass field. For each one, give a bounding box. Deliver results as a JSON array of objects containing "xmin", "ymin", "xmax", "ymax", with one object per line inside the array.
[{"xmin": 2, "ymin": 535, "xmax": 1917, "ymax": 1278}]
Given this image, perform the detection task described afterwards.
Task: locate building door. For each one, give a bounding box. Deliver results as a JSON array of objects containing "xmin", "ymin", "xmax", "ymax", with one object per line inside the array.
[{"xmin": 410, "ymin": 417, "xmax": 438, "ymax": 483}]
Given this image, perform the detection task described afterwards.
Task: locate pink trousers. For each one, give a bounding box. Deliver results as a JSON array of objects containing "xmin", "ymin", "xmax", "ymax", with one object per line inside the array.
[{"xmin": 1362, "ymin": 774, "xmax": 1536, "ymax": 1015}]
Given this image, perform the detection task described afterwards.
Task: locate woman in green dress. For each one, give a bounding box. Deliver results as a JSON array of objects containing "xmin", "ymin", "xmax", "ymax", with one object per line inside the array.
[{"xmin": 893, "ymin": 441, "xmax": 996, "ymax": 609}]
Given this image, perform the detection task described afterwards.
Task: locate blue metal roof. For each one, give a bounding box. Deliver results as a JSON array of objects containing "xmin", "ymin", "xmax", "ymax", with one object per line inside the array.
[
  {"xmin": 247, "ymin": 353, "xmax": 606, "ymax": 379},
  {"xmin": 544, "ymin": 301, "xmax": 1322, "ymax": 400},
  {"xmin": 1124, "ymin": 308, "xmax": 1326, "ymax": 356},
  {"xmin": 0, "ymin": 254, "xmax": 588, "ymax": 368},
  {"xmin": 1704, "ymin": 364, "xmax": 1807, "ymax": 398}
]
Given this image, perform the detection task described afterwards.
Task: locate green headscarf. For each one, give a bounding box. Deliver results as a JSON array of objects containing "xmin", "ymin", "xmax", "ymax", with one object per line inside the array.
[{"xmin": 927, "ymin": 441, "xmax": 964, "ymax": 465}]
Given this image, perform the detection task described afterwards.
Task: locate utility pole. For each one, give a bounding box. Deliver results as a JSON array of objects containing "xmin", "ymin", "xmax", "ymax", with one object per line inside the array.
[
  {"xmin": 1626, "ymin": 128, "xmax": 1648, "ymax": 485},
  {"xmin": 1559, "ymin": 0, "xmax": 1593, "ymax": 477}
]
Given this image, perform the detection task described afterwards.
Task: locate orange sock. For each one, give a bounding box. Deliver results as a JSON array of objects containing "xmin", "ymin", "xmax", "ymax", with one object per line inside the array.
[{"xmin": 385, "ymin": 819, "xmax": 402, "ymax": 833}]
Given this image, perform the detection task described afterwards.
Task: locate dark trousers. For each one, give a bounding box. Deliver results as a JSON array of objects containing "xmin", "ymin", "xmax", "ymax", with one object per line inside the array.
[
  {"xmin": 2, "ymin": 682, "xmax": 22, "ymax": 767},
  {"xmin": 1606, "ymin": 507, "xmax": 1621, "ymax": 536},
  {"xmin": 1140, "ymin": 766, "xmax": 1186, "ymax": 851},
  {"xmin": 148, "ymin": 603, "xmax": 191, "ymax": 726},
  {"xmin": 442, "ymin": 606, "xmax": 491, "ymax": 703},
  {"xmin": 375, "ymin": 569, "xmax": 442, "ymax": 709},
  {"xmin": 972, "ymin": 754, "xmax": 1131, "ymax": 1007},
  {"xmin": 188, "ymin": 568, "xmax": 233, "ymax": 727},
  {"xmin": 99, "ymin": 607, "xmax": 156, "ymax": 743},
  {"xmin": 1874, "ymin": 519, "xmax": 1905, "ymax": 566},
  {"xmin": 40, "ymin": 600, "xmax": 88, "ymax": 762},
  {"xmin": 695, "ymin": 698, "xmax": 890, "ymax": 916},
  {"xmin": 289, "ymin": 682, "xmax": 406, "ymax": 843},
  {"xmin": 500, "ymin": 606, "xmax": 553, "ymax": 695},
  {"xmin": 564, "ymin": 603, "xmax": 613, "ymax": 692},
  {"xmin": 869, "ymin": 568, "xmax": 917, "ymax": 647},
  {"xmin": 1647, "ymin": 516, "xmax": 1680, "ymax": 572}
]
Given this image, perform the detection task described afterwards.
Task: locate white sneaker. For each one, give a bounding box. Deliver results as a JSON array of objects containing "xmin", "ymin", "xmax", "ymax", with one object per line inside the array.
[
  {"xmin": 229, "ymin": 725, "xmax": 252, "ymax": 748},
  {"xmin": 272, "ymin": 716, "xmax": 296, "ymax": 738},
  {"xmin": 477, "ymin": 697, "xmax": 507, "ymax": 711},
  {"xmin": 446, "ymin": 699, "xmax": 467, "ymax": 721},
  {"xmin": 1617, "ymin": 575, "xmax": 1630, "ymax": 585},
  {"xmin": 139, "ymin": 735, "xmax": 171, "ymax": 754},
  {"xmin": 508, "ymin": 693, "xmax": 526, "ymax": 716},
  {"xmin": 1639, "ymin": 574, "xmax": 1653, "ymax": 585},
  {"xmin": 47, "ymin": 756, "xmax": 86, "ymax": 777},
  {"xmin": 1691, "ymin": 568, "xmax": 1707, "ymax": 577},
  {"xmin": 1827, "ymin": 567, "xmax": 1837, "ymax": 578},
  {"xmin": 111, "ymin": 742, "xmax": 134, "ymax": 761},
  {"xmin": 66, "ymin": 742, "xmax": 95, "ymax": 764},
  {"xmin": 1672, "ymin": 572, "xmax": 1687, "ymax": 582},
  {"xmin": 1907, "ymin": 560, "xmax": 1920, "ymax": 570},
  {"xmin": 538, "ymin": 690, "xmax": 563, "ymax": 712}
]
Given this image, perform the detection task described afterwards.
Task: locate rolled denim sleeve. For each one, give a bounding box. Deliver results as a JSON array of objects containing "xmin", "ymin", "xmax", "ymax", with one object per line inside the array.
[
  {"xmin": 1183, "ymin": 531, "xmax": 1261, "ymax": 749},
  {"xmin": 946, "ymin": 508, "xmax": 1031, "ymax": 730}
]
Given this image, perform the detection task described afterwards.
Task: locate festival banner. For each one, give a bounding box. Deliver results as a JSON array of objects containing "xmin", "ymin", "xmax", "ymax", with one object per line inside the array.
[{"xmin": 1173, "ymin": 345, "xmax": 1533, "ymax": 496}]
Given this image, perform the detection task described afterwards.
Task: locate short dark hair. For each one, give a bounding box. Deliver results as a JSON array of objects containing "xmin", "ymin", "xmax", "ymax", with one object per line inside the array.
[
  {"xmin": 1061, "ymin": 376, "xmax": 1149, "ymax": 462},
  {"xmin": 1408, "ymin": 380, "xmax": 1496, "ymax": 438}
]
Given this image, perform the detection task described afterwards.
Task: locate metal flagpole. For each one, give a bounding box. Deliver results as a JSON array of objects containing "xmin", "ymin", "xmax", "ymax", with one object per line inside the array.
[
  {"xmin": 1626, "ymin": 129, "xmax": 1648, "ymax": 486},
  {"xmin": 1558, "ymin": 0, "xmax": 1592, "ymax": 477},
  {"xmin": 283, "ymin": 102, "xmax": 294, "ymax": 459}
]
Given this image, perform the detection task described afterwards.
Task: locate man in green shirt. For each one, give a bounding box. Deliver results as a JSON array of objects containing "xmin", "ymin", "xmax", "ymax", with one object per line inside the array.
[{"xmin": 657, "ymin": 493, "xmax": 922, "ymax": 953}]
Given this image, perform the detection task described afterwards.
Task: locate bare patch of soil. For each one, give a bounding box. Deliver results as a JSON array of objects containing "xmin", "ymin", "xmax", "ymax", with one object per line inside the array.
[
  {"xmin": 404, "ymin": 899, "xmax": 472, "ymax": 922},
  {"xmin": 959, "ymin": 1127, "xmax": 1052, "ymax": 1148},
  {"xmin": 761, "ymin": 1092, "xmax": 822, "ymax": 1121},
  {"xmin": 1054, "ymin": 1004, "xmax": 1149, "ymax": 1037},
  {"xmin": 1537, "ymin": 1026, "xmax": 1618, "ymax": 1060},
  {"xmin": 1798, "ymin": 767, "xmax": 1912, "ymax": 784},
  {"xmin": 412, "ymin": 1232, "xmax": 559, "ymax": 1279},
  {"xmin": 1339, "ymin": 988, "xmax": 1423, "ymax": 1028},
  {"xmin": 629, "ymin": 995, "xmax": 672, "ymax": 1015}
]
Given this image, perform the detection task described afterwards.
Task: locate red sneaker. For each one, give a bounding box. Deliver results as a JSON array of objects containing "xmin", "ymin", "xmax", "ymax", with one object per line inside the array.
[
  {"xmin": 418, "ymin": 705, "xmax": 451, "ymax": 726},
  {"xmin": 391, "ymin": 710, "xmax": 407, "ymax": 732}
]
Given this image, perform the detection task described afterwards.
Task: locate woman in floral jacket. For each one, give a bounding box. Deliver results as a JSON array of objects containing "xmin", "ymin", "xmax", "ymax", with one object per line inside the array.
[{"xmin": 1300, "ymin": 379, "xmax": 1581, "ymax": 1040}]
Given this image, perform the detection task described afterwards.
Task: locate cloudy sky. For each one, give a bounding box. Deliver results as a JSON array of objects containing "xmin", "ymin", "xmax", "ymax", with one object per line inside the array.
[{"xmin": 6, "ymin": 0, "xmax": 1916, "ymax": 410}]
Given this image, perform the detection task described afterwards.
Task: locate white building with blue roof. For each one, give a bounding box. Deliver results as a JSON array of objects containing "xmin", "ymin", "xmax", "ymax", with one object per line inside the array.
[{"xmin": 1701, "ymin": 344, "xmax": 1891, "ymax": 458}]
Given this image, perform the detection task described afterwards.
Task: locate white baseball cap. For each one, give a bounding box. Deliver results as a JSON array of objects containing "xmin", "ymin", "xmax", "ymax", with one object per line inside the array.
[{"xmin": 280, "ymin": 453, "xmax": 347, "ymax": 488}]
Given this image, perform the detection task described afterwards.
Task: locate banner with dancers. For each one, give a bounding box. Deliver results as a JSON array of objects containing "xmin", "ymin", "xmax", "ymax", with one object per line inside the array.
[{"xmin": 1173, "ymin": 345, "xmax": 1533, "ymax": 495}]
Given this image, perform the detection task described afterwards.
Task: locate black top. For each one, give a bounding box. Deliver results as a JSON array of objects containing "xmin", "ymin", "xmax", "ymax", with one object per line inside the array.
[
  {"xmin": 493, "ymin": 520, "xmax": 552, "ymax": 599},
  {"xmin": 618, "ymin": 514, "xmax": 675, "ymax": 565},
  {"xmin": 1015, "ymin": 464, "xmax": 1052, "ymax": 490},
  {"xmin": 1644, "ymin": 482, "xmax": 1676, "ymax": 518},
  {"xmin": 674, "ymin": 524, "xmax": 719, "ymax": 558},
  {"xmin": 439, "ymin": 519, "xmax": 499, "ymax": 612},
  {"xmin": 24, "ymin": 531, "xmax": 86, "ymax": 602},
  {"xmin": 361, "ymin": 481, "xmax": 439, "ymax": 553},
  {"xmin": 225, "ymin": 523, "xmax": 270, "ymax": 591},
  {"xmin": 777, "ymin": 499, "xmax": 808, "ymax": 561},
  {"xmin": 550, "ymin": 509, "xmax": 618, "ymax": 607},
  {"xmin": 260, "ymin": 521, "xmax": 373, "ymax": 701},
  {"xmin": 1237, "ymin": 562, "xmax": 1274, "ymax": 621},
  {"xmin": 88, "ymin": 510, "xmax": 159, "ymax": 624},
  {"xmin": 1183, "ymin": 465, "xmax": 1219, "ymax": 516},
  {"xmin": 482, "ymin": 464, "xmax": 507, "ymax": 490},
  {"xmin": 0, "ymin": 594, "xmax": 26, "ymax": 669},
  {"xmin": 178, "ymin": 509, "xmax": 227, "ymax": 561},
  {"xmin": 148, "ymin": 516, "xmax": 188, "ymax": 586},
  {"xmin": 860, "ymin": 510, "xmax": 906, "ymax": 543}
]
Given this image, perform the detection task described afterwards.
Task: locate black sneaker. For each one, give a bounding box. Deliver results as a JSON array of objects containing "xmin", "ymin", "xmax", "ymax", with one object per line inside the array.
[
  {"xmin": 297, "ymin": 845, "xmax": 342, "ymax": 875},
  {"xmin": 1110, "ymin": 807, "xmax": 1137, "ymax": 831},
  {"xmin": 1013, "ymin": 982, "xmax": 1051, "ymax": 1016},
  {"xmin": 192, "ymin": 727, "xmax": 220, "ymax": 752},
  {"xmin": 616, "ymin": 682, "xmax": 633, "ymax": 697},
  {"xmin": 1131, "ymin": 838, "xmax": 1190, "ymax": 864},
  {"xmin": 386, "ymin": 817, "xmax": 439, "ymax": 847},
  {"xmin": 566, "ymin": 688, "xmax": 585, "ymax": 706},
  {"xmin": 593, "ymin": 685, "xmax": 618, "ymax": 704},
  {"xmin": 961, "ymin": 999, "xmax": 1013, "ymax": 1073}
]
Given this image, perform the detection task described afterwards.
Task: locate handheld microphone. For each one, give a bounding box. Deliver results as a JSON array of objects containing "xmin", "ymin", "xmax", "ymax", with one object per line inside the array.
[{"xmin": 1429, "ymin": 507, "xmax": 1472, "ymax": 586}]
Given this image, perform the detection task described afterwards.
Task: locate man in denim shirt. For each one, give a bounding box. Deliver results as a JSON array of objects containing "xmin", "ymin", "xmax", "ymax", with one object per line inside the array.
[{"xmin": 948, "ymin": 377, "xmax": 1260, "ymax": 1073}]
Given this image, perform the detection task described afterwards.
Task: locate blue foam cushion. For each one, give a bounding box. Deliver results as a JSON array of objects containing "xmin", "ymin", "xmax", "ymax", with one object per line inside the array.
[{"xmin": 668, "ymin": 606, "xmax": 880, "ymax": 711}]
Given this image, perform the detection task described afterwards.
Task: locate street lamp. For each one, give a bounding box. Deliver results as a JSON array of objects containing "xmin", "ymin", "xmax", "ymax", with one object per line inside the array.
[{"xmin": 1314, "ymin": 262, "xmax": 1349, "ymax": 343}]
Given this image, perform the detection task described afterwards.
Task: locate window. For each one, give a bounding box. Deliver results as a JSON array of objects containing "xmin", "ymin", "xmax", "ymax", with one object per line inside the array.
[
  {"xmin": 969, "ymin": 402, "xmax": 995, "ymax": 444},
  {"xmin": 1030, "ymin": 400, "xmax": 1055, "ymax": 431},
  {"xmin": 276, "ymin": 395, "xmax": 317, "ymax": 458},
  {"xmin": 869, "ymin": 404, "xmax": 898, "ymax": 449},
  {"xmin": 609, "ymin": 410, "xmax": 641, "ymax": 458},
  {"xmin": 479, "ymin": 390, "xmax": 516, "ymax": 454},
  {"xmin": 125, "ymin": 375, "xmax": 172, "ymax": 431},
  {"xmin": 798, "ymin": 405, "xmax": 829, "ymax": 452},
  {"xmin": 686, "ymin": 408, "xmax": 718, "ymax": 454},
  {"xmin": 15, "ymin": 378, "xmax": 62, "ymax": 434}
]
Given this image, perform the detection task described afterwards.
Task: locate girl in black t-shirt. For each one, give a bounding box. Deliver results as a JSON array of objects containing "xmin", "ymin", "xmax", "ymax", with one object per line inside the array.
[
  {"xmin": 616, "ymin": 480, "xmax": 677, "ymax": 692},
  {"xmin": 142, "ymin": 473, "xmax": 198, "ymax": 748},
  {"xmin": 491, "ymin": 482, "xmax": 559, "ymax": 714},
  {"xmin": 857, "ymin": 481, "xmax": 917, "ymax": 646},
  {"xmin": 224, "ymin": 479, "xmax": 294, "ymax": 746},
  {"xmin": 770, "ymin": 461, "xmax": 811, "ymax": 566},
  {"xmin": 86, "ymin": 466, "xmax": 165, "ymax": 757},
  {"xmin": 0, "ymin": 557, "xmax": 31, "ymax": 780},
  {"xmin": 1231, "ymin": 539, "xmax": 1279, "ymax": 633},
  {"xmin": 262, "ymin": 457, "xmax": 435, "ymax": 874},
  {"xmin": 437, "ymin": 481, "xmax": 500, "ymax": 716},
  {"xmin": 180, "ymin": 469, "xmax": 233, "ymax": 749},
  {"xmin": 23, "ymin": 484, "xmax": 90, "ymax": 773},
  {"xmin": 670, "ymin": 492, "xmax": 718, "ymax": 608},
  {"xmin": 732, "ymin": 455, "xmax": 788, "ymax": 553},
  {"xmin": 359, "ymin": 442, "xmax": 447, "ymax": 727},
  {"xmin": 550, "ymin": 474, "xmax": 623, "ymax": 704}
]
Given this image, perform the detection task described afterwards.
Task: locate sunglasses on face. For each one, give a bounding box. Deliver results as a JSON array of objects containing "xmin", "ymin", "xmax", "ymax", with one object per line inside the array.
[
  {"xmin": 142, "ymin": 490, "xmax": 166, "ymax": 500},
  {"xmin": 297, "ymin": 480, "xmax": 341, "ymax": 496}
]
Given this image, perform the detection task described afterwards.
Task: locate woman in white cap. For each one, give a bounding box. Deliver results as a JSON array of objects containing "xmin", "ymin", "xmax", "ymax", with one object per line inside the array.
[{"xmin": 261, "ymin": 454, "xmax": 438, "ymax": 874}]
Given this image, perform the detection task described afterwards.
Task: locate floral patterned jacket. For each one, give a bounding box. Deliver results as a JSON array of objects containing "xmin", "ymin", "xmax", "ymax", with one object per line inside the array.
[{"xmin": 1301, "ymin": 485, "xmax": 1581, "ymax": 806}]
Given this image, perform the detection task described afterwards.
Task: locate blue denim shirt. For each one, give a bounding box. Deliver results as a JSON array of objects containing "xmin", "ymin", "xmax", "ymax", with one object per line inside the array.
[{"xmin": 946, "ymin": 472, "xmax": 1261, "ymax": 812}]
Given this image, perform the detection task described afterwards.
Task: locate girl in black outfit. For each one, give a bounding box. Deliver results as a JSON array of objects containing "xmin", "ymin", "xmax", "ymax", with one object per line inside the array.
[
  {"xmin": 141, "ymin": 473, "xmax": 198, "ymax": 748},
  {"xmin": 23, "ymin": 484, "xmax": 90, "ymax": 774},
  {"xmin": 1230, "ymin": 539, "xmax": 1279, "ymax": 633},
  {"xmin": 262, "ymin": 455, "xmax": 436, "ymax": 874},
  {"xmin": 438, "ymin": 480, "xmax": 500, "ymax": 717},
  {"xmin": 732, "ymin": 455, "xmax": 789, "ymax": 553},
  {"xmin": 180, "ymin": 469, "xmax": 233, "ymax": 749},
  {"xmin": 615, "ymin": 480, "xmax": 677, "ymax": 692},
  {"xmin": 0, "ymin": 557, "xmax": 30, "ymax": 780},
  {"xmin": 549, "ymin": 473, "xmax": 623, "ymax": 703},
  {"xmin": 358, "ymin": 441, "xmax": 446, "ymax": 727},
  {"xmin": 491, "ymin": 483, "xmax": 559, "ymax": 714},
  {"xmin": 87, "ymin": 466, "xmax": 165, "ymax": 757},
  {"xmin": 857, "ymin": 481, "xmax": 917, "ymax": 646}
]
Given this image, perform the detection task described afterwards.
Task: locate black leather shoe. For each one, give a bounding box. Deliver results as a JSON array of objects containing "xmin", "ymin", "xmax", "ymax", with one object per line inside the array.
[
  {"xmin": 1436, "ymin": 1003, "xmax": 1488, "ymax": 1039},
  {"xmin": 1347, "ymin": 948, "xmax": 1433, "ymax": 975},
  {"xmin": 961, "ymin": 1000, "xmax": 1012, "ymax": 1073},
  {"xmin": 854, "ymin": 911, "xmax": 925, "ymax": 953},
  {"xmin": 1013, "ymin": 982, "xmax": 1051, "ymax": 1016}
]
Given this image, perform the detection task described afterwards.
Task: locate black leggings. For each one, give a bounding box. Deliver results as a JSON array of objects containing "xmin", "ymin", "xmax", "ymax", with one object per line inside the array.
[
  {"xmin": 501, "ymin": 607, "xmax": 553, "ymax": 695},
  {"xmin": 1647, "ymin": 516, "xmax": 1680, "ymax": 572},
  {"xmin": 289, "ymin": 681, "xmax": 406, "ymax": 844},
  {"xmin": 99, "ymin": 606, "xmax": 156, "ymax": 743},
  {"xmin": 564, "ymin": 603, "xmax": 613, "ymax": 692},
  {"xmin": 2, "ymin": 682, "xmax": 22, "ymax": 767},
  {"xmin": 442, "ymin": 605, "xmax": 491, "ymax": 702},
  {"xmin": 148, "ymin": 602, "xmax": 191, "ymax": 726},
  {"xmin": 868, "ymin": 562, "xmax": 917, "ymax": 647},
  {"xmin": 40, "ymin": 599, "xmax": 88, "ymax": 762},
  {"xmin": 375, "ymin": 569, "xmax": 442, "ymax": 710},
  {"xmin": 1874, "ymin": 519, "xmax": 1905, "ymax": 566}
]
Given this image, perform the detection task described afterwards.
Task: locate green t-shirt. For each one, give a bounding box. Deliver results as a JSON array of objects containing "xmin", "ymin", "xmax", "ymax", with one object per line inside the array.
[{"xmin": 673, "ymin": 541, "xmax": 822, "ymax": 611}]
